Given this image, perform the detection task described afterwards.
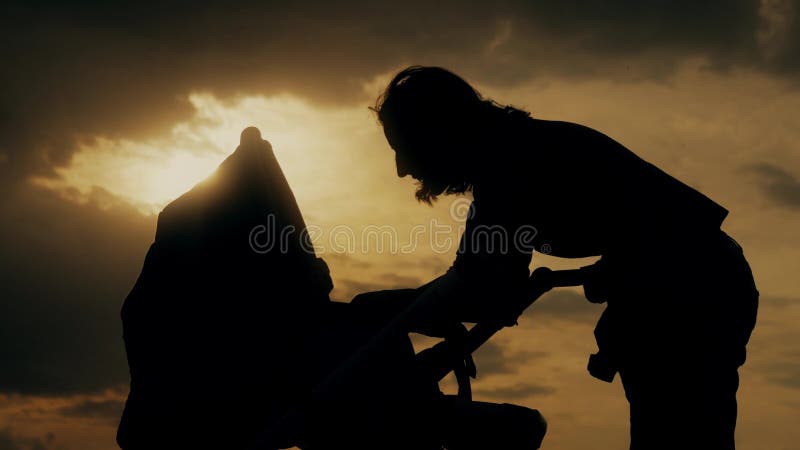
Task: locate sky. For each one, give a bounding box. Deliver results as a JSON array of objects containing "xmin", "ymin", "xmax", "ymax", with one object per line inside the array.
[{"xmin": 1, "ymin": 1, "xmax": 800, "ymax": 449}]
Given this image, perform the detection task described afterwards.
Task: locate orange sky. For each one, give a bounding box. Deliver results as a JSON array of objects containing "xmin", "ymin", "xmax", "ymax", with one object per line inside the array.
[{"xmin": 1, "ymin": 2, "xmax": 799, "ymax": 450}]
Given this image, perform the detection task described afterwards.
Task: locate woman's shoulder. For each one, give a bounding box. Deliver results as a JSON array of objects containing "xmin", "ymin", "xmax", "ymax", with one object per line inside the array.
[{"xmin": 528, "ymin": 118, "xmax": 620, "ymax": 147}]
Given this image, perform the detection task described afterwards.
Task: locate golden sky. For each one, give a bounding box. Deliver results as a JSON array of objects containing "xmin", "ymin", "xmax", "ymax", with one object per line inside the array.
[{"xmin": 1, "ymin": 2, "xmax": 800, "ymax": 449}]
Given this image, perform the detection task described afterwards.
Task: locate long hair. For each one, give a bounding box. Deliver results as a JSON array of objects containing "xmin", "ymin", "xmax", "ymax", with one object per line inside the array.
[{"xmin": 371, "ymin": 66, "xmax": 530, "ymax": 203}]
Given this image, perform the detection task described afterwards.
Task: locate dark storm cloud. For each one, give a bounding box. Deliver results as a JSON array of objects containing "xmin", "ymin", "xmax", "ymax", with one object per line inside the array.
[
  {"xmin": 1, "ymin": 0, "xmax": 793, "ymax": 184},
  {"xmin": 0, "ymin": 185, "xmax": 154, "ymax": 394},
  {"xmin": 748, "ymin": 163, "xmax": 800, "ymax": 209}
]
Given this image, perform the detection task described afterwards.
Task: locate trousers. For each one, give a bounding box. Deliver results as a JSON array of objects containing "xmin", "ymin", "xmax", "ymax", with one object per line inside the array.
[{"xmin": 590, "ymin": 230, "xmax": 758, "ymax": 450}]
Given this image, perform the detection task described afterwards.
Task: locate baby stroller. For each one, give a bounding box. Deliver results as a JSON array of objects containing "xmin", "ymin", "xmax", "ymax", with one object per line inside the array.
[
  {"xmin": 117, "ymin": 127, "xmax": 586, "ymax": 450},
  {"xmin": 254, "ymin": 266, "xmax": 586, "ymax": 450}
]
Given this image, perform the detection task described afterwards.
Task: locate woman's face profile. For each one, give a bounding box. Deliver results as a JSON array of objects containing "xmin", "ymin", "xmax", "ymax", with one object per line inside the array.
[{"xmin": 384, "ymin": 124, "xmax": 441, "ymax": 180}]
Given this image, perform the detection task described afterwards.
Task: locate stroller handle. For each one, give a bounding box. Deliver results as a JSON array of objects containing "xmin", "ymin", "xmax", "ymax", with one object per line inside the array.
[
  {"xmin": 250, "ymin": 266, "xmax": 589, "ymax": 449},
  {"xmin": 534, "ymin": 266, "xmax": 586, "ymax": 289},
  {"xmin": 422, "ymin": 266, "xmax": 587, "ymax": 384}
]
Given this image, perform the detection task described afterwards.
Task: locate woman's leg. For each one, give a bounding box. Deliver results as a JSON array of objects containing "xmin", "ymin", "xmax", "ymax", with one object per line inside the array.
[
  {"xmin": 618, "ymin": 231, "xmax": 758, "ymax": 450},
  {"xmin": 620, "ymin": 351, "xmax": 740, "ymax": 450}
]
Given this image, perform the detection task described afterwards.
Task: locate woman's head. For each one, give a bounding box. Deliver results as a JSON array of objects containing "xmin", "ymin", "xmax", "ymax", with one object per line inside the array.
[{"xmin": 372, "ymin": 66, "xmax": 529, "ymax": 203}]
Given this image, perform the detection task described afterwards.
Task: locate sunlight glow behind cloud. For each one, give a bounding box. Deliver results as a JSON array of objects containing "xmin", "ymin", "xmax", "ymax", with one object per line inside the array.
[{"xmin": 30, "ymin": 93, "xmax": 384, "ymax": 215}]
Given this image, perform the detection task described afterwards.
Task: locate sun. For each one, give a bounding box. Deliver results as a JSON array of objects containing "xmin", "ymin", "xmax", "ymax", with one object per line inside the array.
[
  {"xmin": 31, "ymin": 137, "xmax": 227, "ymax": 215},
  {"xmin": 28, "ymin": 93, "xmax": 388, "ymax": 216}
]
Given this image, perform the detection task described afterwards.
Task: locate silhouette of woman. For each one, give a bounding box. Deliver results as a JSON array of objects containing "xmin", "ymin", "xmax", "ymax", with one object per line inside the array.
[{"xmin": 372, "ymin": 66, "xmax": 759, "ymax": 450}]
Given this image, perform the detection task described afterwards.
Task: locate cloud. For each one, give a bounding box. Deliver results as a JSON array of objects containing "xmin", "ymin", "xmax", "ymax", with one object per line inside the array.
[
  {"xmin": 762, "ymin": 350, "xmax": 800, "ymax": 389},
  {"xmin": 335, "ymin": 272, "xmax": 426, "ymax": 300},
  {"xmin": 2, "ymin": 0, "xmax": 796, "ymax": 186},
  {"xmin": 525, "ymin": 290, "xmax": 605, "ymax": 324},
  {"xmin": 470, "ymin": 342, "xmax": 556, "ymax": 401},
  {"xmin": 747, "ymin": 296, "xmax": 800, "ymax": 390},
  {"xmin": 0, "ymin": 185, "xmax": 154, "ymax": 394},
  {"xmin": 0, "ymin": 428, "xmax": 52, "ymax": 450},
  {"xmin": 0, "ymin": 430, "xmax": 19, "ymax": 450},
  {"xmin": 378, "ymin": 272, "xmax": 428, "ymax": 287},
  {"xmin": 473, "ymin": 340, "xmax": 548, "ymax": 377},
  {"xmin": 473, "ymin": 382, "xmax": 556, "ymax": 401},
  {"xmin": 748, "ymin": 162, "xmax": 800, "ymax": 209},
  {"xmin": 56, "ymin": 399, "xmax": 125, "ymax": 425},
  {"xmin": 760, "ymin": 295, "xmax": 800, "ymax": 309}
]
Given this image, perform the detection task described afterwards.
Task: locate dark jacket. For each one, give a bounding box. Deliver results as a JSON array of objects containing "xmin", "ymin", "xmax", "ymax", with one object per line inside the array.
[{"xmin": 448, "ymin": 118, "xmax": 748, "ymax": 381}]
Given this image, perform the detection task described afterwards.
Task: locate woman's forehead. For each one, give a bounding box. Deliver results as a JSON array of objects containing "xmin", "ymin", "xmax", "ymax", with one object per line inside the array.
[{"xmin": 382, "ymin": 125, "xmax": 401, "ymax": 150}]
